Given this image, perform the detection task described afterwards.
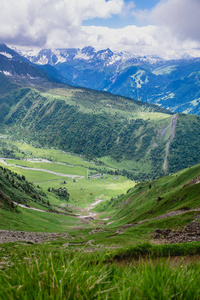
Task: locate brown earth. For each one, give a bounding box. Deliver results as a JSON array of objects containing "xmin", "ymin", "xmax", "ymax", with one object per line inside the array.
[
  {"xmin": 153, "ymin": 221, "xmax": 200, "ymax": 243},
  {"xmin": 0, "ymin": 230, "xmax": 72, "ymax": 244}
]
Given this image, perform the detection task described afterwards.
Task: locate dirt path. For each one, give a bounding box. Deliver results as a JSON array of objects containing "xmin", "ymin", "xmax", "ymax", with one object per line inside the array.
[
  {"xmin": 13, "ymin": 202, "xmax": 78, "ymax": 218},
  {"xmin": 13, "ymin": 194, "xmax": 105, "ymax": 221},
  {"xmin": 0, "ymin": 158, "xmax": 84, "ymax": 179},
  {"xmin": 86, "ymin": 194, "xmax": 105, "ymax": 211},
  {"xmin": 14, "ymin": 202, "xmax": 46, "ymax": 212},
  {"xmin": 0, "ymin": 195, "xmax": 106, "ymax": 244},
  {"xmin": 163, "ymin": 114, "xmax": 178, "ymax": 172},
  {"xmin": 76, "ymin": 194, "xmax": 105, "ymax": 220},
  {"xmin": 112, "ymin": 208, "xmax": 200, "ymax": 236}
]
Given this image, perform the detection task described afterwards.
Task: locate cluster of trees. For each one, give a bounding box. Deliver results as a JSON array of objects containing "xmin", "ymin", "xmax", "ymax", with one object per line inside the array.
[
  {"xmin": 48, "ymin": 187, "xmax": 69, "ymax": 201},
  {"xmin": 0, "ymin": 166, "xmax": 50, "ymax": 208}
]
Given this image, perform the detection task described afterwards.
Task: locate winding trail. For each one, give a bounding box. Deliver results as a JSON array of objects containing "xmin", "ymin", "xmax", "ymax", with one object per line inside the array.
[
  {"xmin": 0, "ymin": 158, "xmax": 84, "ymax": 179},
  {"xmin": 111, "ymin": 208, "xmax": 200, "ymax": 237},
  {"xmin": 13, "ymin": 202, "xmax": 46, "ymax": 212},
  {"xmin": 77, "ymin": 195, "xmax": 105, "ymax": 220}
]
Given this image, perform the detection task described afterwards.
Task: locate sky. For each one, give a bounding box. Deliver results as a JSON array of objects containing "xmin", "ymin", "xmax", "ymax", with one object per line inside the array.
[{"xmin": 0, "ymin": 0, "xmax": 200, "ymax": 59}]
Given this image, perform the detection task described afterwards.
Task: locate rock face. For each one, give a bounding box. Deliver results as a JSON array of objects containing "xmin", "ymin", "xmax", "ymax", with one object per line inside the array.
[
  {"xmin": 0, "ymin": 231, "xmax": 71, "ymax": 244},
  {"xmin": 153, "ymin": 221, "xmax": 200, "ymax": 243}
]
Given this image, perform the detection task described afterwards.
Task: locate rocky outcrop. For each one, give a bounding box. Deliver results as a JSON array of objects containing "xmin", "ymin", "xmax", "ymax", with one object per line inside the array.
[
  {"xmin": 163, "ymin": 114, "xmax": 178, "ymax": 173},
  {"xmin": 153, "ymin": 221, "xmax": 200, "ymax": 243},
  {"xmin": 0, "ymin": 231, "xmax": 71, "ymax": 244}
]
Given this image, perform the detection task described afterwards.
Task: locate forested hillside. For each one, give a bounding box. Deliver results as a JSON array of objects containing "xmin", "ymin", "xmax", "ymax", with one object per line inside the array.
[
  {"xmin": 0, "ymin": 165, "xmax": 49, "ymax": 210},
  {"xmin": 1, "ymin": 45, "xmax": 200, "ymax": 180},
  {"xmin": 0, "ymin": 70, "xmax": 200, "ymax": 180}
]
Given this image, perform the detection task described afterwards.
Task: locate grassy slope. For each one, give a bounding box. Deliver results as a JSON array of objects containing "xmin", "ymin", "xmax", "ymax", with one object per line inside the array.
[
  {"xmin": 1, "ymin": 73, "xmax": 200, "ymax": 180},
  {"xmin": 0, "ymin": 74, "xmax": 177, "ymax": 180},
  {"xmin": 1, "ymin": 137, "xmax": 200, "ymax": 248},
  {"xmin": 0, "ymin": 165, "xmax": 49, "ymax": 208},
  {"xmin": 0, "ymin": 140, "xmax": 134, "ymax": 232},
  {"xmin": 94, "ymin": 163, "xmax": 200, "ymax": 235}
]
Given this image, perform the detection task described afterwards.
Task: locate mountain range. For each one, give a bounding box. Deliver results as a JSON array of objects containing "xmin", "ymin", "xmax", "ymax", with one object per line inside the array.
[
  {"xmin": 20, "ymin": 46, "xmax": 200, "ymax": 116},
  {"xmin": 1, "ymin": 44, "xmax": 200, "ymax": 181}
]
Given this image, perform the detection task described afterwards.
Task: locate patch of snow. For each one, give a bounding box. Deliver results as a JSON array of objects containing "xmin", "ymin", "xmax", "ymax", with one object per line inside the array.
[
  {"xmin": 52, "ymin": 50, "xmax": 67, "ymax": 63},
  {"xmin": 106, "ymin": 54, "xmax": 121, "ymax": 65},
  {"xmin": 131, "ymin": 70, "xmax": 148, "ymax": 89},
  {"xmin": 0, "ymin": 52, "xmax": 12, "ymax": 59},
  {"xmin": 27, "ymin": 74, "xmax": 36, "ymax": 79},
  {"xmin": 168, "ymin": 93, "xmax": 175, "ymax": 98},
  {"xmin": 3, "ymin": 71, "xmax": 12, "ymax": 76},
  {"xmin": 152, "ymin": 66, "xmax": 177, "ymax": 75},
  {"xmin": 37, "ymin": 55, "xmax": 49, "ymax": 65},
  {"xmin": 183, "ymin": 108, "xmax": 192, "ymax": 114},
  {"xmin": 74, "ymin": 50, "xmax": 93, "ymax": 60},
  {"xmin": 157, "ymin": 92, "xmax": 175, "ymax": 102},
  {"xmin": 190, "ymin": 98, "xmax": 200, "ymax": 106},
  {"xmin": 17, "ymin": 48, "xmax": 41, "ymax": 58}
]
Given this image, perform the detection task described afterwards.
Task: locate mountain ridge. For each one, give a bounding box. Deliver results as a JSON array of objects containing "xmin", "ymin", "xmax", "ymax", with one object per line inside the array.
[
  {"xmin": 1, "ymin": 45, "xmax": 200, "ymax": 181},
  {"xmin": 19, "ymin": 45, "xmax": 200, "ymax": 115}
]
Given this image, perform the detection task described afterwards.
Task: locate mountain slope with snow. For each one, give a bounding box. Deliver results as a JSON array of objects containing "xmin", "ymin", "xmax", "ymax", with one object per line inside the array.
[{"xmin": 21, "ymin": 46, "xmax": 200, "ymax": 115}]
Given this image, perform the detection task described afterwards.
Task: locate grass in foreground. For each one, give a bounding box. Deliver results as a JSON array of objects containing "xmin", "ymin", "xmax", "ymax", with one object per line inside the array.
[{"xmin": 0, "ymin": 242, "xmax": 200, "ymax": 300}]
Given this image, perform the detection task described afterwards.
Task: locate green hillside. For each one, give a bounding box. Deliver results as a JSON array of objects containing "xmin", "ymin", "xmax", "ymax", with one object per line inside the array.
[
  {"xmin": 1, "ymin": 72, "xmax": 200, "ymax": 181},
  {"xmin": 0, "ymin": 165, "xmax": 49, "ymax": 210},
  {"xmin": 1, "ymin": 138, "xmax": 200, "ymax": 244},
  {"xmin": 95, "ymin": 162, "xmax": 200, "ymax": 234}
]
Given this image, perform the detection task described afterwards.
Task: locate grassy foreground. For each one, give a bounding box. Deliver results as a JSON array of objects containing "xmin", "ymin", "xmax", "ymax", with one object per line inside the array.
[{"xmin": 0, "ymin": 242, "xmax": 200, "ymax": 299}]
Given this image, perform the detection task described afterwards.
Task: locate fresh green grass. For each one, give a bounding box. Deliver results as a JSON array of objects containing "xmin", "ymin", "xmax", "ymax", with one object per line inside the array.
[
  {"xmin": 95, "ymin": 163, "xmax": 200, "ymax": 229},
  {"xmin": 0, "ymin": 164, "xmax": 66, "ymax": 183},
  {"xmin": 41, "ymin": 175, "xmax": 134, "ymax": 208},
  {"xmin": 0, "ymin": 242, "xmax": 200, "ymax": 300},
  {"xmin": 0, "ymin": 140, "xmax": 134, "ymax": 211},
  {"xmin": 2, "ymin": 140, "xmax": 95, "ymax": 168},
  {"xmin": 42, "ymin": 88, "xmax": 170, "ymax": 121},
  {"xmin": 99, "ymin": 156, "xmax": 152, "ymax": 172},
  {"xmin": 0, "ymin": 206, "xmax": 82, "ymax": 232},
  {"xmin": 4, "ymin": 159, "xmax": 87, "ymax": 176}
]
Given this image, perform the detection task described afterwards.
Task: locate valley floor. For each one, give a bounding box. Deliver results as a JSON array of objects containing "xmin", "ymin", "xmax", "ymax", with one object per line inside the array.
[{"xmin": 0, "ymin": 139, "xmax": 200, "ymax": 299}]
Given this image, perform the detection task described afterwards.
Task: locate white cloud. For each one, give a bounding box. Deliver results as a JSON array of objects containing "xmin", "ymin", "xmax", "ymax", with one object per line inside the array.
[
  {"xmin": 0, "ymin": 0, "xmax": 123, "ymax": 47},
  {"xmin": 1, "ymin": 0, "xmax": 200, "ymax": 59},
  {"xmin": 150, "ymin": 0, "xmax": 200, "ymax": 42},
  {"xmin": 81, "ymin": 25, "xmax": 200, "ymax": 59}
]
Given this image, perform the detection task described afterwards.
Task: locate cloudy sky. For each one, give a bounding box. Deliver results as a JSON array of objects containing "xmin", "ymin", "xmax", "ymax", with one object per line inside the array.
[{"xmin": 1, "ymin": 0, "xmax": 200, "ymax": 59}]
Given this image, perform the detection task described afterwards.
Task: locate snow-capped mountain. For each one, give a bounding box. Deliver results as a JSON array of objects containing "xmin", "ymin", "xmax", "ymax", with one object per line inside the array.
[
  {"xmin": 18, "ymin": 46, "xmax": 200, "ymax": 115},
  {"xmin": 0, "ymin": 44, "xmax": 69, "ymax": 85},
  {"xmin": 21, "ymin": 46, "xmax": 163, "ymax": 66},
  {"xmin": 0, "ymin": 43, "xmax": 50, "ymax": 80}
]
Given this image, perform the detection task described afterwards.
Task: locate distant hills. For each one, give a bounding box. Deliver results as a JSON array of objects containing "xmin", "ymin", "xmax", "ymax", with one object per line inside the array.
[
  {"xmin": 20, "ymin": 46, "xmax": 200, "ymax": 116},
  {"xmin": 1, "ymin": 44, "xmax": 200, "ymax": 180}
]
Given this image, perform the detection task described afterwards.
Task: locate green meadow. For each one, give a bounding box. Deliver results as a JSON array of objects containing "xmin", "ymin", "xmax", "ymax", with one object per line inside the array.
[
  {"xmin": 0, "ymin": 242, "xmax": 200, "ymax": 300},
  {"xmin": 1, "ymin": 138, "xmax": 200, "ymax": 299}
]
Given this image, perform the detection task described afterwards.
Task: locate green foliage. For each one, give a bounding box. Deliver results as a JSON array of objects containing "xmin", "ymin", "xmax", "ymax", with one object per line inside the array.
[
  {"xmin": 95, "ymin": 162, "xmax": 200, "ymax": 228},
  {"xmin": 0, "ymin": 245, "xmax": 200, "ymax": 300},
  {"xmin": 1, "ymin": 76, "xmax": 200, "ymax": 181},
  {"xmin": 168, "ymin": 114, "xmax": 200, "ymax": 173},
  {"xmin": 48, "ymin": 187, "xmax": 69, "ymax": 201},
  {"xmin": 0, "ymin": 165, "xmax": 49, "ymax": 209},
  {"xmin": 110, "ymin": 242, "xmax": 200, "ymax": 261},
  {"xmin": 0, "ymin": 85, "xmax": 173, "ymax": 180}
]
